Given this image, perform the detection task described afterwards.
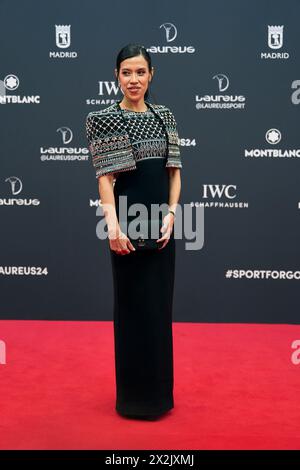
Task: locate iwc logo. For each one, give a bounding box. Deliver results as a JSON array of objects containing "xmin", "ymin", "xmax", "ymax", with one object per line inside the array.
[{"xmin": 86, "ymin": 80, "xmax": 120, "ymax": 106}]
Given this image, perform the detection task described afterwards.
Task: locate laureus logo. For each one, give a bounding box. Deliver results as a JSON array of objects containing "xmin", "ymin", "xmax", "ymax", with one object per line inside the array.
[
  {"xmin": 57, "ymin": 127, "xmax": 73, "ymax": 145},
  {"xmin": 40, "ymin": 127, "xmax": 88, "ymax": 162},
  {"xmin": 0, "ymin": 177, "xmax": 40, "ymax": 206},
  {"xmin": 159, "ymin": 23, "xmax": 177, "ymax": 42},
  {"xmin": 148, "ymin": 22, "xmax": 195, "ymax": 54},
  {"xmin": 5, "ymin": 176, "xmax": 22, "ymax": 195},
  {"xmin": 195, "ymin": 74, "xmax": 246, "ymax": 110},
  {"xmin": 213, "ymin": 74, "xmax": 229, "ymax": 92}
]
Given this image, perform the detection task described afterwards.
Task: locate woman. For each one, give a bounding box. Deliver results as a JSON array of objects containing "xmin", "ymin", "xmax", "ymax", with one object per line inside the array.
[{"xmin": 86, "ymin": 43, "xmax": 182, "ymax": 420}]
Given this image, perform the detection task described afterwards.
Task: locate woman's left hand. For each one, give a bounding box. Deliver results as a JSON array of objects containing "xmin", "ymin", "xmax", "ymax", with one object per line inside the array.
[{"xmin": 156, "ymin": 212, "xmax": 175, "ymax": 250}]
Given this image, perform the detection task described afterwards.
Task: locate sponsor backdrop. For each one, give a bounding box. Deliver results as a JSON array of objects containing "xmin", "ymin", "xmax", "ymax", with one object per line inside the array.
[{"xmin": 0, "ymin": 0, "xmax": 299, "ymax": 323}]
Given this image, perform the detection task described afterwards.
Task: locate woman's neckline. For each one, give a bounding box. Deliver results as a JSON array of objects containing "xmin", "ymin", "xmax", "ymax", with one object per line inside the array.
[{"xmin": 117, "ymin": 101, "xmax": 150, "ymax": 113}]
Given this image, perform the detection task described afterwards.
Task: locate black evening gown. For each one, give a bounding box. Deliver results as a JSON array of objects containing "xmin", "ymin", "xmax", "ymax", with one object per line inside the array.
[{"xmin": 110, "ymin": 105, "xmax": 176, "ymax": 418}]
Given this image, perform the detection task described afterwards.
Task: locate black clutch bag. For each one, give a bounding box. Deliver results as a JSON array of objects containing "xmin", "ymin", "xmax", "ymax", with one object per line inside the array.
[{"xmin": 125, "ymin": 217, "xmax": 164, "ymax": 250}]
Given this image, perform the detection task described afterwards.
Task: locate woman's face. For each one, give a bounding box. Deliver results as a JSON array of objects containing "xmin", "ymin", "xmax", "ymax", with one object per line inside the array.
[{"xmin": 115, "ymin": 54, "xmax": 153, "ymax": 102}]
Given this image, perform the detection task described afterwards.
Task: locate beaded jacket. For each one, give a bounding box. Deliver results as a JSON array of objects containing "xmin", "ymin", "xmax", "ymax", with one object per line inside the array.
[{"xmin": 85, "ymin": 99, "xmax": 182, "ymax": 179}]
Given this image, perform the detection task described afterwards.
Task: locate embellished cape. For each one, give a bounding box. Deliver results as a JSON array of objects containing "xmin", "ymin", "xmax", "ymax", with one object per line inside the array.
[{"xmin": 85, "ymin": 99, "xmax": 182, "ymax": 179}]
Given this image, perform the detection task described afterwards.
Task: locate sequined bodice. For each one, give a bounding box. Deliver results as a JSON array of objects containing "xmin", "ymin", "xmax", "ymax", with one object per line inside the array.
[{"xmin": 120, "ymin": 108, "xmax": 168, "ymax": 163}]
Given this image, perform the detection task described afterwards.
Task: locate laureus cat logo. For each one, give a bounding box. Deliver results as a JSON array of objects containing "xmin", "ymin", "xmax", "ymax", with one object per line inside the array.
[
  {"xmin": 159, "ymin": 23, "xmax": 177, "ymax": 42},
  {"xmin": 212, "ymin": 74, "xmax": 229, "ymax": 92},
  {"xmin": 57, "ymin": 127, "xmax": 73, "ymax": 145},
  {"xmin": 5, "ymin": 176, "xmax": 23, "ymax": 195}
]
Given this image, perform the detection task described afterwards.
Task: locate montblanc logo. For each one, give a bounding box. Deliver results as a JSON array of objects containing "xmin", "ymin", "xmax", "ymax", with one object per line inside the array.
[
  {"xmin": 87, "ymin": 80, "xmax": 120, "ymax": 106},
  {"xmin": 0, "ymin": 74, "xmax": 41, "ymax": 104},
  {"xmin": 244, "ymin": 129, "xmax": 300, "ymax": 158},
  {"xmin": 265, "ymin": 128, "xmax": 281, "ymax": 145},
  {"xmin": 148, "ymin": 22, "xmax": 195, "ymax": 54},
  {"xmin": 49, "ymin": 25, "xmax": 78, "ymax": 59},
  {"xmin": 260, "ymin": 25, "xmax": 289, "ymax": 60},
  {"xmin": 291, "ymin": 80, "xmax": 300, "ymax": 105},
  {"xmin": 0, "ymin": 177, "xmax": 40, "ymax": 206},
  {"xmin": 40, "ymin": 127, "xmax": 89, "ymax": 162},
  {"xmin": 4, "ymin": 74, "xmax": 19, "ymax": 90},
  {"xmin": 191, "ymin": 184, "xmax": 248, "ymax": 209},
  {"xmin": 195, "ymin": 74, "xmax": 246, "ymax": 110}
]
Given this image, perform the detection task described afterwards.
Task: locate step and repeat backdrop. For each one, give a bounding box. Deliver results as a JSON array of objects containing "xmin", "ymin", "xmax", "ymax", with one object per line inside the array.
[{"xmin": 0, "ymin": 0, "xmax": 299, "ymax": 322}]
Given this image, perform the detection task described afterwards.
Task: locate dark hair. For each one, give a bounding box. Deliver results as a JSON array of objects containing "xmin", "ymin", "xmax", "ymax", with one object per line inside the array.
[{"xmin": 116, "ymin": 43, "xmax": 155, "ymax": 102}]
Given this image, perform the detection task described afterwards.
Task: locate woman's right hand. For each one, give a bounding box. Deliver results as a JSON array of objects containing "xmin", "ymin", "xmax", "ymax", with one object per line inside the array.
[{"xmin": 108, "ymin": 230, "xmax": 136, "ymax": 255}]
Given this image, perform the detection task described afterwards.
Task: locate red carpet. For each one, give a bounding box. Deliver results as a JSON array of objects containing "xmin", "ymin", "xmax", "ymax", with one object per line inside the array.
[{"xmin": 0, "ymin": 320, "xmax": 300, "ymax": 450}]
